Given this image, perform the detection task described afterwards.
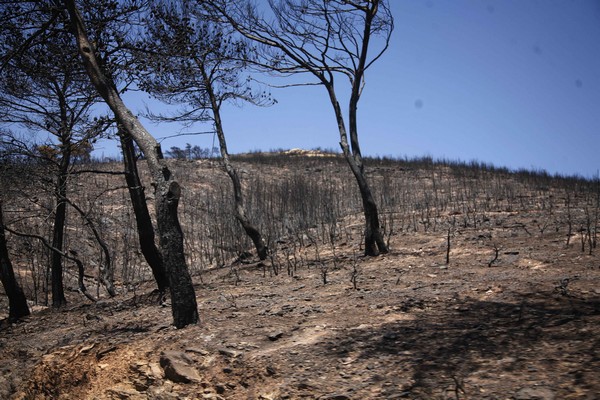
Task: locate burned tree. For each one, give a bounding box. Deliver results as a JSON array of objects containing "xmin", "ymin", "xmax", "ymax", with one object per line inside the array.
[
  {"xmin": 207, "ymin": 0, "xmax": 393, "ymax": 256},
  {"xmin": 0, "ymin": 197, "xmax": 30, "ymax": 321},
  {"xmin": 133, "ymin": 0, "xmax": 270, "ymax": 260},
  {"xmin": 119, "ymin": 127, "xmax": 169, "ymax": 293},
  {"xmin": 0, "ymin": 2, "xmax": 105, "ymax": 306},
  {"xmin": 63, "ymin": 0, "xmax": 198, "ymax": 327}
]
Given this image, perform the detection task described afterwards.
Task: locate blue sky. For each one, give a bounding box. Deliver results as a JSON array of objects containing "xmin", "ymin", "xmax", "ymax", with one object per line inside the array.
[{"xmin": 98, "ymin": 0, "xmax": 600, "ymax": 178}]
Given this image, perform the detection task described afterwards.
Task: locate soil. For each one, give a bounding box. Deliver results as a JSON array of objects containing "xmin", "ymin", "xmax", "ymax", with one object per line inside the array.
[{"xmin": 1, "ymin": 209, "xmax": 599, "ymax": 399}]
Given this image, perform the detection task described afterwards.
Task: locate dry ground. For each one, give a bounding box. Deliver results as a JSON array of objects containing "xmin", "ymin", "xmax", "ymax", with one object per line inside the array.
[{"xmin": 1, "ymin": 209, "xmax": 598, "ymax": 399}]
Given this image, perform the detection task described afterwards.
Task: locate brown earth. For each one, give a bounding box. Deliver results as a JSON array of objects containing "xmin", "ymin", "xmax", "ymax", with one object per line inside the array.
[{"xmin": 1, "ymin": 209, "xmax": 598, "ymax": 399}]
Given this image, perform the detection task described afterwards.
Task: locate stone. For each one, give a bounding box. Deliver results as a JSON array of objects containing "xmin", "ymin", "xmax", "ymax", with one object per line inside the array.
[
  {"xmin": 106, "ymin": 387, "xmax": 145, "ymax": 399},
  {"xmin": 319, "ymin": 394, "xmax": 351, "ymax": 400},
  {"xmin": 160, "ymin": 351, "xmax": 202, "ymax": 384},
  {"xmin": 215, "ymin": 384, "xmax": 226, "ymax": 394},
  {"xmin": 267, "ymin": 331, "xmax": 284, "ymax": 341},
  {"xmin": 202, "ymin": 393, "xmax": 224, "ymax": 400},
  {"xmin": 266, "ymin": 365, "xmax": 276, "ymax": 376},
  {"xmin": 186, "ymin": 347, "xmax": 209, "ymax": 356},
  {"xmin": 218, "ymin": 348, "xmax": 242, "ymax": 358}
]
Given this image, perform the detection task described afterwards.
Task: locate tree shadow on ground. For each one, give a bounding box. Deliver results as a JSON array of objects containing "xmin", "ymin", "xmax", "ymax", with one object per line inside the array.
[{"xmin": 321, "ymin": 292, "xmax": 600, "ymax": 398}]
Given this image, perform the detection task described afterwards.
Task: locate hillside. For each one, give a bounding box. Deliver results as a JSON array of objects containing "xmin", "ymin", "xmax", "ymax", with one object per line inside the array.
[{"xmin": 0, "ymin": 152, "xmax": 598, "ymax": 399}]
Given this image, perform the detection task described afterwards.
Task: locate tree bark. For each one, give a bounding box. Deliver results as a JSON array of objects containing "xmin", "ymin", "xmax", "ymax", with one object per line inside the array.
[
  {"xmin": 326, "ymin": 84, "xmax": 388, "ymax": 256},
  {"xmin": 119, "ymin": 130, "xmax": 169, "ymax": 292},
  {"xmin": 0, "ymin": 200, "xmax": 30, "ymax": 322},
  {"xmin": 64, "ymin": 0, "xmax": 198, "ymax": 328},
  {"xmin": 50, "ymin": 150, "xmax": 69, "ymax": 307},
  {"xmin": 345, "ymin": 0, "xmax": 389, "ymax": 256},
  {"xmin": 156, "ymin": 180, "xmax": 197, "ymax": 325},
  {"xmin": 342, "ymin": 136, "xmax": 388, "ymax": 256},
  {"xmin": 225, "ymin": 160, "xmax": 268, "ymax": 260}
]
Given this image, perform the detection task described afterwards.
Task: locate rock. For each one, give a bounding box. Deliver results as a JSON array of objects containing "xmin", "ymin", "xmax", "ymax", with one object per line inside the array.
[
  {"xmin": 186, "ymin": 347, "xmax": 209, "ymax": 356},
  {"xmin": 132, "ymin": 377, "xmax": 151, "ymax": 392},
  {"xmin": 297, "ymin": 380, "xmax": 315, "ymax": 390},
  {"xmin": 266, "ymin": 365, "xmax": 276, "ymax": 376},
  {"xmin": 160, "ymin": 351, "xmax": 202, "ymax": 384},
  {"xmin": 267, "ymin": 331, "xmax": 284, "ymax": 341},
  {"xmin": 215, "ymin": 384, "xmax": 226, "ymax": 394},
  {"xmin": 218, "ymin": 348, "xmax": 242, "ymax": 358},
  {"xmin": 130, "ymin": 359, "xmax": 164, "ymax": 387},
  {"xmin": 514, "ymin": 386, "xmax": 555, "ymax": 400},
  {"xmin": 148, "ymin": 362, "xmax": 164, "ymax": 379},
  {"xmin": 202, "ymin": 393, "xmax": 224, "ymax": 400},
  {"xmin": 319, "ymin": 394, "xmax": 351, "ymax": 400},
  {"xmin": 106, "ymin": 387, "xmax": 145, "ymax": 399},
  {"xmin": 147, "ymin": 383, "xmax": 179, "ymax": 399}
]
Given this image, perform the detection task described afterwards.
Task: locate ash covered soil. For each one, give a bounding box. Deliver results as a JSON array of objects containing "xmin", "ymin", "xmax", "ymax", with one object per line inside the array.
[{"xmin": 1, "ymin": 213, "xmax": 599, "ymax": 400}]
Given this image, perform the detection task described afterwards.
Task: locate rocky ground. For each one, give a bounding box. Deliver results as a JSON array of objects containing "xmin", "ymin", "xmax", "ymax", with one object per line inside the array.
[{"xmin": 1, "ymin": 208, "xmax": 599, "ymax": 399}]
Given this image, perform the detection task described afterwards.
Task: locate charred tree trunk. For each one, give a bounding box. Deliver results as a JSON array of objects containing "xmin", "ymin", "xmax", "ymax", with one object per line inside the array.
[
  {"xmin": 202, "ymin": 68, "xmax": 268, "ymax": 260},
  {"xmin": 344, "ymin": 153, "xmax": 387, "ymax": 256},
  {"xmin": 119, "ymin": 130, "xmax": 169, "ymax": 292},
  {"xmin": 0, "ymin": 201, "xmax": 30, "ymax": 322},
  {"xmin": 327, "ymin": 85, "xmax": 388, "ymax": 256},
  {"xmin": 226, "ymin": 163, "xmax": 268, "ymax": 260},
  {"xmin": 345, "ymin": 1, "xmax": 389, "ymax": 257},
  {"xmin": 50, "ymin": 151, "xmax": 70, "ymax": 307},
  {"xmin": 156, "ymin": 181, "xmax": 197, "ymax": 325},
  {"xmin": 65, "ymin": 0, "xmax": 198, "ymax": 328},
  {"xmin": 345, "ymin": 117, "xmax": 388, "ymax": 256},
  {"xmin": 230, "ymin": 170, "xmax": 268, "ymax": 260}
]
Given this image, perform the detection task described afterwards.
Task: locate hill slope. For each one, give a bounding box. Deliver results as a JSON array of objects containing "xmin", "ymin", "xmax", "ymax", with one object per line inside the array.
[{"xmin": 0, "ymin": 153, "xmax": 599, "ymax": 399}]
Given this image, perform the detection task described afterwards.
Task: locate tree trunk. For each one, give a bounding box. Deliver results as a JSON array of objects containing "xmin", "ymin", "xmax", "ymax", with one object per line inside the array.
[
  {"xmin": 346, "ymin": 109, "xmax": 388, "ymax": 256},
  {"xmin": 65, "ymin": 0, "xmax": 198, "ymax": 328},
  {"xmin": 156, "ymin": 180, "xmax": 197, "ymax": 325},
  {"xmin": 203, "ymin": 69, "xmax": 268, "ymax": 260},
  {"xmin": 343, "ymin": 154, "xmax": 388, "ymax": 256},
  {"xmin": 227, "ymin": 164, "xmax": 268, "ymax": 260},
  {"xmin": 0, "ymin": 201, "xmax": 30, "ymax": 322},
  {"xmin": 326, "ymin": 84, "xmax": 388, "ymax": 256},
  {"xmin": 119, "ymin": 130, "xmax": 169, "ymax": 292},
  {"xmin": 50, "ymin": 153, "xmax": 69, "ymax": 307},
  {"xmin": 358, "ymin": 180, "xmax": 388, "ymax": 256},
  {"xmin": 345, "ymin": 0, "xmax": 389, "ymax": 257}
]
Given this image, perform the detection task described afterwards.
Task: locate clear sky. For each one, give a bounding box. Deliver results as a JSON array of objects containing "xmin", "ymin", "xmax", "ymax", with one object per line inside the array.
[{"xmin": 97, "ymin": 0, "xmax": 600, "ymax": 178}]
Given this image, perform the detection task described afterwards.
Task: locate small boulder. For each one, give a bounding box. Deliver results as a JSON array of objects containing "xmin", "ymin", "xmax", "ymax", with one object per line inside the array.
[{"xmin": 159, "ymin": 351, "xmax": 201, "ymax": 384}]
